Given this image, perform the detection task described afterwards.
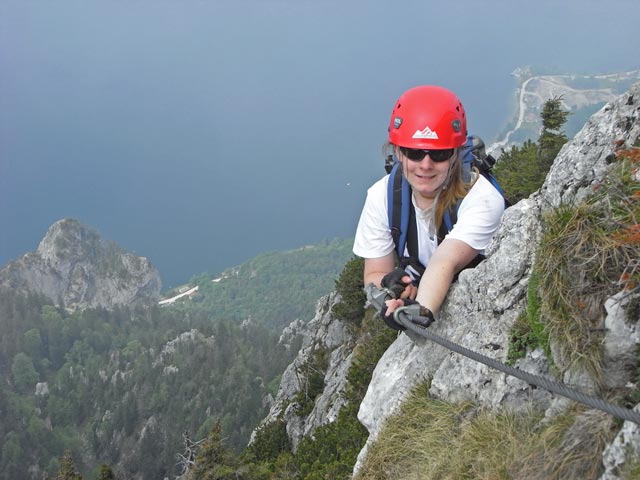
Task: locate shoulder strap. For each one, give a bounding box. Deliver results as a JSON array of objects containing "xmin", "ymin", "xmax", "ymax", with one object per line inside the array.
[
  {"xmin": 404, "ymin": 202, "xmax": 425, "ymax": 277},
  {"xmin": 462, "ymin": 135, "xmax": 510, "ymax": 208},
  {"xmin": 436, "ymin": 168, "xmax": 509, "ymax": 243},
  {"xmin": 387, "ymin": 162, "xmax": 425, "ymax": 277},
  {"xmin": 438, "ymin": 199, "xmax": 485, "ymax": 277},
  {"xmin": 387, "ymin": 162, "xmax": 411, "ymax": 258},
  {"xmin": 437, "ymin": 202, "xmax": 460, "ymax": 244}
]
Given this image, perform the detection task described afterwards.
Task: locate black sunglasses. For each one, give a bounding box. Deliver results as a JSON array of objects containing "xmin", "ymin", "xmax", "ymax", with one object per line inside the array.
[{"xmin": 399, "ymin": 147, "xmax": 455, "ymax": 163}]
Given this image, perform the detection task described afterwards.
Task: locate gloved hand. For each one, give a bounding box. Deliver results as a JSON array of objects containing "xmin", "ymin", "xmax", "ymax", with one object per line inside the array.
[
  {"xmin": 380, "ymin": 301, "xmax": 405, "ymax": 330},
  {"xmin": 381, "ymin": 268, "xmax": 413, "ymax": 299},
  {"xmin": 381, "ymin": 299, "xmax": 435, "ymax": 331}
]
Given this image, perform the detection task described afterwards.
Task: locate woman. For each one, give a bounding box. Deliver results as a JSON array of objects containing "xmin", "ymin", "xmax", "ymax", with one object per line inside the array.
[{"xmin": 353, "ymin": 85, "xmax": 505, "ymax": 328}]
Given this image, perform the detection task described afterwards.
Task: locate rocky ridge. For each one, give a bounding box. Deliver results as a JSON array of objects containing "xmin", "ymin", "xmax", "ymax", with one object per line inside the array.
[{"xmin": 0, "ymin": 218, "xmax": 161, "ymax": 310}]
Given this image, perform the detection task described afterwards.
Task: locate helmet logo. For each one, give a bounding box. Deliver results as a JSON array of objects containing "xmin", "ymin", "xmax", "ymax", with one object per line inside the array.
[
  {"xmin": 452, "ymin": 120, "xmax": 461, "ymax": 132},
  {"xmin": 412, "ymin": 125, "xmax": 439, "ymax": 140},
  {"xmin": 393, "ymin": 117, "xmax": 403, "ymax": 129}
]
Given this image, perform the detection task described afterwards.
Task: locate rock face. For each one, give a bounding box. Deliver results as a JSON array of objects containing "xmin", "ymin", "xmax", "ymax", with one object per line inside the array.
[
  {"xmin": 353, "ymin": 82, "xmax": 640, "ymax": 475},
  {"xmin": 0, "ymin": 218, "xmax": 161, "ymax": 310},
  {"xmin": 254, "ymin": 292, "xmax": 357, "ymax": 451}
]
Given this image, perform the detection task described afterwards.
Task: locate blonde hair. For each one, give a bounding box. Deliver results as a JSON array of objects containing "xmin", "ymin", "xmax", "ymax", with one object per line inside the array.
[{"xmin": 383, "ymin": 142, "xmax": 476, "ymax": 232}]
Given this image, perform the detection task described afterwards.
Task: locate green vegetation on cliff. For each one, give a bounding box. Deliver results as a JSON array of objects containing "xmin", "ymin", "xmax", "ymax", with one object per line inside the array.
[{"xmin": 0, "ymin": 238, "xmax": 355, "ymax": 479}]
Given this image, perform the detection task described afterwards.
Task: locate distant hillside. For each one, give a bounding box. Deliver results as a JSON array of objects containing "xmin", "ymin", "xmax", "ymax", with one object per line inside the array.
[
  {"xmin": 161, "ymin": 238, "xmax": 355, "ymax": 330},
  {"xmin": 0, "ymin": 227, "xmax": 354, "ymax": 479}
]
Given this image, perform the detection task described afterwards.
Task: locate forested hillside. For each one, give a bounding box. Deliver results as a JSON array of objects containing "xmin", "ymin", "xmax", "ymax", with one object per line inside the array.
[
  {"xmin": 167, "ymin": 238, "xmax": 354, "ymax": 330},
  {"xmin": 0, "ymin": 237, "xmax": 355, "ymax": 479}
]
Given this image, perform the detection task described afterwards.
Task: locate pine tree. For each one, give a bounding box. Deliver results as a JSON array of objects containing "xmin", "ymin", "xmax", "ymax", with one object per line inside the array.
[
  {"xmin": 493, "ymin": 140, "xmax": 539, "ymax": 204},
  {"xmin": 331, "ymin": 256, "xmax": 366, "ymax": 324},
  {"xmin": 96, "ymin": 464, "xmax": 115, "ymax": 480},
  {"xmin": 11, "ymin": 352, "xmax": 39, "ymax": 392},
  {"xmin": 189, "ymin": 422, "xmax": 238, "ymax": 479},
  {"xmin": 493, "ymin": 97, "xmax": 570, "ymax": 204},
  {"xmin": 55, "ymin": 450, "xmax": 82, "ymax": 480},
  {"xmin": 538, "ymin": 95, "xmax": 571, "ymax": 173}
]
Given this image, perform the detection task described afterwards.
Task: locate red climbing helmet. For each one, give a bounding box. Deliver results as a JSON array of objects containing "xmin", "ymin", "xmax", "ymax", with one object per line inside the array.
[{"xmin": 388, "ymin": 85, "xmax": 467, "ymax": 149}]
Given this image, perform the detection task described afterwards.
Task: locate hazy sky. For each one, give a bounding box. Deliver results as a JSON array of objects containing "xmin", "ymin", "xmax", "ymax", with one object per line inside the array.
[{"xmin": 1, "ymin": 0, "xmax": 639, "ymax": 287}]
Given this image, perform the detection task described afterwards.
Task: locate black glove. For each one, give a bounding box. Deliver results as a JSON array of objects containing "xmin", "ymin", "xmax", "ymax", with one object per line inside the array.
[
  {"xmin": 381, "ymin": 268, "xmax": 412, "ymax": 299},
  {"xmin": 380, "ymin": 302, "xmax": 405, "ymax": 331},
  {"xmin": 381, "ymin": 299, "xmax": 435, "ymax": 331}
]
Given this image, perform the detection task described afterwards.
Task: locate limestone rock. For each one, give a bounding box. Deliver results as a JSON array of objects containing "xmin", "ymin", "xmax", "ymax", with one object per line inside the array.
[
  {"xmin": 0, "ymin": 218, "xmax": 161, "ymax": 310},
  {"xmin": 251, "ymin": 292, "xmax": 357, "ymax": 451}
]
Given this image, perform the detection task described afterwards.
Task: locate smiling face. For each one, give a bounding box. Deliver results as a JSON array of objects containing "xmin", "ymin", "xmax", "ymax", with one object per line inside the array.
[{"xmin": 398, "ymin": 147, "xmax": 453, "ymax": 208}]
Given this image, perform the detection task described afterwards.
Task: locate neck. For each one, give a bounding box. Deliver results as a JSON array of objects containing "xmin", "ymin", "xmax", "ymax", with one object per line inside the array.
[{"xmin": 413, "ymin": 191, "xmax": 436, "ymax": 210}]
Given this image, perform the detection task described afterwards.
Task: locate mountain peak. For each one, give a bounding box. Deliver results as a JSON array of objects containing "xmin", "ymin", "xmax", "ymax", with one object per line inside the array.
[
  {"xmin": 37, "ymin": 218, "xmax": 109, "ymax": 263},
  {"xmin": 0, "ymin": 218, "xmax": 161, "ymax": 311}
]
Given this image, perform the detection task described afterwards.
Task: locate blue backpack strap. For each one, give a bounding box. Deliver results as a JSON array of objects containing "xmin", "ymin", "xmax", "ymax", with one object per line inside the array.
[
  {"xmin": 387, "ymin": 161, "xmax": 411, "ymax": 258},
  {"xmin": 484, "ymin": 172, "xmax": 510, "ymax": 207},
  {"xmin": 460, "ymin": 136, "xmax": 475, "ymax": 183},
  {"xmin": 437, "ymin": 203, "xmax": 460, "ymax": 244}
]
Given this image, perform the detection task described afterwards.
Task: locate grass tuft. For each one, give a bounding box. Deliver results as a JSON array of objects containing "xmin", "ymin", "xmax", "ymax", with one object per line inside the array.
[
  {"xmin": 356, "ymin": 384, "xmax": 617, "ymax": 480},
  {"xmin": 621, "ymin": 454, "xmax": 640, "ymax": 480},
  {"xmin": 534, "ymin": 150, "xmax": 640, "ymax": 379},
  {"xmin": 507, "ymin": 270, "xmax": 553, "ymax": 366}
]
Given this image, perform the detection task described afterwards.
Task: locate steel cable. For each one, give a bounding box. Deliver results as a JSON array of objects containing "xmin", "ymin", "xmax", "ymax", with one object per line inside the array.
[{"xmin": 396, "ymin": 311, "xmax": 640, "ymax": 425}]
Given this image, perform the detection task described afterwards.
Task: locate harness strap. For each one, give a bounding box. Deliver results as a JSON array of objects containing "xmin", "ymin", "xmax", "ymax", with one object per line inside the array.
[{"xmin": 403, "ymin": 200, "xmax": 425, "ymax": 277}]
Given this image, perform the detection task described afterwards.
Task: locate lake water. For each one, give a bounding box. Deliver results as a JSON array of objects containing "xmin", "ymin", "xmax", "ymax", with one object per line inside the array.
[{"xmin": 2, "ymin": 0, "xmax": 639, "ymax": 287}]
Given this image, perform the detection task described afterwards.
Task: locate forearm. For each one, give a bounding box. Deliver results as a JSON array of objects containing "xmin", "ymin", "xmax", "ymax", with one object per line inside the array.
[
  {"xmin": 415, "ymin": 256, "xmax": 456, "ymax": 314},
  {"xmin": 363, "ymin": 253, "xmax": 396, "ymax": 287},
  {"xmin": 416, "ymin": 239, "xmax": 479, "ymax": 314}
]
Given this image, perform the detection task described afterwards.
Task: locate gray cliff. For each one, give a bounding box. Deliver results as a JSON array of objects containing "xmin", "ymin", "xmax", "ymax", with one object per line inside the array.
[{"xmin": 0, "ymin": 218, "xmax": 161, "ymax": 310}]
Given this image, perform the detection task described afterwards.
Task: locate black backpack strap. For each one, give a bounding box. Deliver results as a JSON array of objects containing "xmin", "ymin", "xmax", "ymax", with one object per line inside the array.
[
  {"xmin": 401, "ymin": 201, "xmax": 425, "ymax": 278},
  {"xmin": 387, "ymin": 163, "xmax": 413, "ymax": 260},
  {"xmin": 437, "ymin": 202, "xmax": 460, "ymax": 244},
  {"xmin": 387, "ymin": 163, "xmax": 426, "ymax": 278}
]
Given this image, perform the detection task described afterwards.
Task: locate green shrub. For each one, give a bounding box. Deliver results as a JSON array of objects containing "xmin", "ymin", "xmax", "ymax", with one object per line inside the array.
[
  {"xmin": 247, "ymin": 419, "xmax": 290, "ymax": 463},
  {"xmin": 506, "ymin": 270, "xmax": 551, "ymax": 365},
  {"xmin": 332, "ymin": 257, "xmax": 366, "ymax": 325},
  {"xmin": 293, "ymin": 349, "xmax": 329, "ymax": 416},
  {"xmin": 294, "ymin": 401, "xmax": 368, "ymax": 480}
]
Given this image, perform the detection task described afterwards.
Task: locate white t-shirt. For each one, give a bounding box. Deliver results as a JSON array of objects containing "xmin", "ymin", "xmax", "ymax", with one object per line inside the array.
[{"xmin": 353, "ymin": 174, "xmax": 505, "ymax": 271}]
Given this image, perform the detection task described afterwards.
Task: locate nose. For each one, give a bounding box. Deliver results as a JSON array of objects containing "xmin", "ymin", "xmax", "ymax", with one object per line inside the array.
[{"xmin": 417, "ymin": 154, "xmax": 436, "ymax": 167}]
